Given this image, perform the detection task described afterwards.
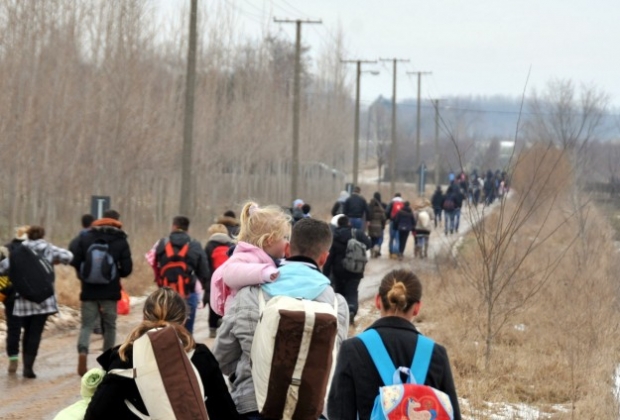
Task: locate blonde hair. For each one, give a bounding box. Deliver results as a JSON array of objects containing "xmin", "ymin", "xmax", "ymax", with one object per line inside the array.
[
  {"xmin": 118, "ymin": 288, "xmax": 194, "ymax": 361},
  {"xmin": 207, "ymin": 223, "xmax": 228, "ymax": 238},
  {"xmin": 378, "ymin": 269, "xmax": 422, "ymax": 313},
  {"xmin": 237, "ymin": 201, "xmax": 291, "ymax": 250}
]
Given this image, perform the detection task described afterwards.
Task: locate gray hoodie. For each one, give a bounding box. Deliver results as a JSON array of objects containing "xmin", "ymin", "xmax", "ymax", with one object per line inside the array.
[{"xmin": 213, "ymin": 281, "xmax": 349, "ymax": 414}]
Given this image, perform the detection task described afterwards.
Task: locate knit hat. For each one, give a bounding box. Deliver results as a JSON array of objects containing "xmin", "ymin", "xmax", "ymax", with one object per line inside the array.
[{"xmin": 293, "ymin": 199, "xmax": 304, "ymax": 208}]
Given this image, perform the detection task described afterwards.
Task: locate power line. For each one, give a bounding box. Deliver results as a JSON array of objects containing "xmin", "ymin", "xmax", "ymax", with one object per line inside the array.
[
  {"xmin": 342, "ymin": 59, "xmax": 378, "ymax": 186},
  {"xmin": 274, "ymin": 17, "xmax": 323, "ymax": 202},
  {"xmin": 379, "ymin": 58, "xmax": 410, "ymax": 196},
  {"xmin": 407, "ymin": 70, "xmax": 432, "ymax": 180}
]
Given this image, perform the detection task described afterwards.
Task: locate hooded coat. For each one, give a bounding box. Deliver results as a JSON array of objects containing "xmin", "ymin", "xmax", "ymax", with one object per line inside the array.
[
  {"xmin": 70, "ymin": 219, "xmax": 132, "ymax": 301},
  {"xmin": 368, "ymin": 194, "xmax": 387, "ymax": 239},
  {"xmin": 323, "ymin": 227, "xmax": 372, "ymax": 281}
]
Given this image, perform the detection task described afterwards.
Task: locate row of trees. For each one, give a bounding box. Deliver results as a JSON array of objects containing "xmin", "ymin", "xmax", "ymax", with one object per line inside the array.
[{"xmin": 0, "ymin": 0, "xmax": 354, "ymax": 239}]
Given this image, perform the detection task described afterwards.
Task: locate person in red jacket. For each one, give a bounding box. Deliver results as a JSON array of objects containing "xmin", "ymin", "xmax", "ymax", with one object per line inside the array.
[{"xmin": 204, "ymin": 223, "xmax": 234, "ymax": 337}]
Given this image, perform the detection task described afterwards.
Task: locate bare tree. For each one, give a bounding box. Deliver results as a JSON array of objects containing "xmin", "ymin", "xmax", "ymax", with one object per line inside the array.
[{"xmin": 439, "ymin": 79, "xmax": 591, "ymax": 371}]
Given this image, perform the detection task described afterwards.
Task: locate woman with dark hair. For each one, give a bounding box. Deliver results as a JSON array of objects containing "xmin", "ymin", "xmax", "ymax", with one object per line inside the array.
[
  {"xmin": 0, "ymin": 225, "xmax": 73, "ymax": 378},
  {"xmin": 85, "ymin": 288, "xmax": 239, "ymax": 419},
  {"xmin": 327, "ymin": 269, "xmax": 461, "ymax": 420}
]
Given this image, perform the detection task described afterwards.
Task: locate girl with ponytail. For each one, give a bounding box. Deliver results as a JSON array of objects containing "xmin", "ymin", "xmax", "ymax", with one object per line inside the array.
[
  {"xmin": 84, "ymin": 288, "xmax": 239, "ymax": 419},
  {"xmin": 327, "ymin": 269, "xmax": 462, "ymax": 420},
  {"xmin": 210, "ymin": 201, "xmax": 291, "ymax": 316}
]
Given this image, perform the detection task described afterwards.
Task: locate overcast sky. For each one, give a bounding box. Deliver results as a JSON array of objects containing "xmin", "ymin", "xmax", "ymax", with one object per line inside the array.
[{"xmin": 154, "ymin": 0, "xmax": 620, "ymax": 107}]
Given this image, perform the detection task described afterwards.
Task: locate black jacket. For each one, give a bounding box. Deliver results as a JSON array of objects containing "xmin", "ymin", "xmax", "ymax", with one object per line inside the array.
[
  {"xmin": 70, "ymin": 224, "xmax": 133, "ymax": 301},
  {"xmin": 343, "ymin": 193, "xmax": 369, "ymax": 219},
  {"xmin": 327, "ymin": 317, "xmax": 461, "ymax": 420},
  {"xmin": 156, "ymin": 231, "xmax": 209, "ymax": 291},
  {"xmin": 331, "ymin": 200, "xmax": 345, "ymax": 216},
  {"xmin": 84, "ymin": 343, "xmax": 239, "ymax": 420},
  {"xmin": 394, "ymin": 207, "xmax": 415, "ymax": 232},
  {"xmin": 323, "ymin": 226, "xmax": 372, "ymax": 281},
  {"xmin": 431, "ymin": 190, "xmax": 444, "ymax": 209},
  {"xmin": 453, "ymin": 189, "xmax": 465, "ymax": 209}
]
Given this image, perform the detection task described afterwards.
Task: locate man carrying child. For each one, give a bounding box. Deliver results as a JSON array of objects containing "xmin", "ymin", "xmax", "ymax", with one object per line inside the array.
[{"xmin": 213, "ymin": 218, "xmax": 349, "ymax": 420}]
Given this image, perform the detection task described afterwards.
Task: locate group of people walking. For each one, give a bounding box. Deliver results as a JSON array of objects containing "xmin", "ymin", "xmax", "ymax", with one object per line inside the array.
[
  {"xmin": 331, "ymin": 187, "xmax": 436, "ymax": 262},
  {"xmin": 1, "ymin": 198, "xmax": 462, "ymax": 420}
]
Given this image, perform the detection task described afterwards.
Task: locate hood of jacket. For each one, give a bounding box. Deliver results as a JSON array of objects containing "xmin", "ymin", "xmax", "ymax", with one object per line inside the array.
[
  {"xmin": 262, "ymin": 258, "xmax": 330, "ymax": 300},
  {"xmin": 333, "ymin": 226, "xmax": 355, "ymax": 245},
  {"xmin": 90, "ymin": 225, "xmax": 127, "ymax": 240},
  {"xmin": 232, "ymin": 241, "xmax": 274, "ymax": 264},
  {"xmin": 208, "ymin": 233, "xmax": 232, "ymax": 245},
  {"xmin": 168, "ymin": 230, "xmax": 192, "ymax": 247},
  {"xmin": 217, "ymin": 216, "xmax": 239, "ymax": 228}
]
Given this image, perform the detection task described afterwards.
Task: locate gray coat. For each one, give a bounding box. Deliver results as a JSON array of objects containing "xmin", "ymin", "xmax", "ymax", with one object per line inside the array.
[{"xmin": 213, "ymin": 284, "xmax": 349, "ymax": 415}]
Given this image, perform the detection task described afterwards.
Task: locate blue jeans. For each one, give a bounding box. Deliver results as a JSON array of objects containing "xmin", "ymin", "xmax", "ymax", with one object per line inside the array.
[
  {"xmin": 349, "ymin": 217, "xmax": 363, "ymax": 229},
  {"xmin": 78, "ymin": 300, "xmax": 117, "ymax": 354},
  {"xmin": 185, "ymin": 292, "xmax": 199, "ymax": 334},
  {"xmin": 454, "ymin": 208, "xmax": 462, "ymax": 232},
  {"xmin": 445, "ymin": 211, "xmax": 456, "ymax": 234},
  {"xmin": 433, "ymin": 207, "xmax": 442, "ymax": 228},
  {"xmin": 371, "ymin": 232, "xmax": 384, "ymax": 249},
  {"xmin": 389, "ymin": 221, "xmax": 400, "ymax": 254}
]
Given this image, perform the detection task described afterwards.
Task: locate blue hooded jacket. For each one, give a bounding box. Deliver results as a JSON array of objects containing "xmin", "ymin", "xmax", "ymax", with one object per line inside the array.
[{"xmin": 262, "ymin": 256, "xmax": 330, "ymax": 300}]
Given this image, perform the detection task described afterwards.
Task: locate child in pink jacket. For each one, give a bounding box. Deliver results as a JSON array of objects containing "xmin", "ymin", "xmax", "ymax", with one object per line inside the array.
[{"xmin": 210, "ymin": 201, "xmax": 292, "ymax": 316}]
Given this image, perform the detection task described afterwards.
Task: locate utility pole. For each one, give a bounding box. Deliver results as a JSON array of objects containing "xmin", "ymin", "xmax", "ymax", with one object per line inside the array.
[
  {"xmin": 407, "ymin": 71, "xmax": 432, "ymax": 189},
  {"xmin": 274, "ymin": 18, "xmax": 322, "ymax": 203},
  {"xmin": 433, "ymin": 99, "xmax": 440, "ymax": 186},
  {"xmin": 341, "ymin": 60, "xmax": 377, "ymax": 186},
  {"xmin": 180, "ymin": 0, "xmax": 198, "ymax": 216},
  {"xmin": 379, "ymin": 58, "xmax": 409, "ymax": 197}
]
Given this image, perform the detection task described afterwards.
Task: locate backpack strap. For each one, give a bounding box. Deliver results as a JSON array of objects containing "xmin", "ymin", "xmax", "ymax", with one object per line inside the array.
[
  {"xmin": 410, "ymin": 334, "xmax": 435, "ymax": 385},
  {"xmin": 357, "ymin": 329, "xmax": 395, "ymax": 386}
]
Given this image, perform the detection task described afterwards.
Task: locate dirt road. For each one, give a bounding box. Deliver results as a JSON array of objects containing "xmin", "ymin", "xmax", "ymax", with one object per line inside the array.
[{"xmin": 0, "ymin": 203, "xmax": 486, "ymax": 419}]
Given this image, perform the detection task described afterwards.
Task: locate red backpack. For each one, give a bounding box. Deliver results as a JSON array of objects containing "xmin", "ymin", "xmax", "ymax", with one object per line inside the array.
[
  {"xmin": 390, "ymin": 201, "xmax": 404, "ymax": 219},
  {"xmin": 158, "ymin": 240, "xmax": 192, "ymax": 298},
  {"xmin": 210, "ymin": 245, "xmax": 230, "ymax": 271}
]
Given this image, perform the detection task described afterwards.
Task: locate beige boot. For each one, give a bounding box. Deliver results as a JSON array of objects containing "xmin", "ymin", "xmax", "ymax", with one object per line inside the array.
[
  {"xmin": 77, "ymin": 353, "xmax": 88, "ymax": 377},
  {"xmin": 8, "ymin": 357, "xmax": 18, "ymax": 374}
]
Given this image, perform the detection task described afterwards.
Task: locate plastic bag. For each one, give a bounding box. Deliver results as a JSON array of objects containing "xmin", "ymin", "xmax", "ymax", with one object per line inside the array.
[{"xmin": 117, "ymin": 286, "xmax": 130, "ymax": 315}]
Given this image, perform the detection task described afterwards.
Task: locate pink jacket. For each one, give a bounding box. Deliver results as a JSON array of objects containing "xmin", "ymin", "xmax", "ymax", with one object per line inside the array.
[{"xmin": 210, "ymin": 242, "xmax": 279, "ymax": 316}]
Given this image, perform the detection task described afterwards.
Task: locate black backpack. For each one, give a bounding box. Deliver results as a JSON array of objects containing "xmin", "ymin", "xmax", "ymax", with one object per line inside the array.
[
  {"xmin": 80, "ymin": 239, "xmax": 117, "ymax": 285},
  {"xmin": 9, "ymin": 244, "xmax": 55, "ymax": 303},
  {"xmin": 443, "ymin": 196, "xmax": 455, "ymax": 211}
]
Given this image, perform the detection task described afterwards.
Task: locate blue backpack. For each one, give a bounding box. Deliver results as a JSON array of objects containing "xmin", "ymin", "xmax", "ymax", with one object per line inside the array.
[
  {"xmin": 80, "ymin": 239, "xmax": 117, "ymax": 285},
  {"xmin": 358, "ymin": 329, "xmax": 454, "ymax": 420}
]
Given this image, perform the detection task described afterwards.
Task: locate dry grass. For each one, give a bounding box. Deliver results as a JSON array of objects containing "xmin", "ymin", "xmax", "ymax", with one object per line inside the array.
[{"xmin": 415, "ymin": 192, "xmax": 620, "ymax": 417}]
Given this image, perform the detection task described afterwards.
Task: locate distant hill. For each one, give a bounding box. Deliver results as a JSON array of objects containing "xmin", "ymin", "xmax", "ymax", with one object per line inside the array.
[{"xmin": 365, "ymin": 94, "xmax": 620, "ymax": 142}]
